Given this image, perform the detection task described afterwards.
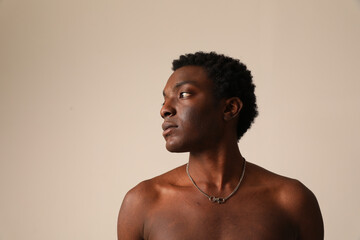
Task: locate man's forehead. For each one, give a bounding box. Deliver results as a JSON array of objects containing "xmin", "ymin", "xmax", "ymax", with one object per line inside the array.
[
  {"xmin": 171, "ymin": 65, "xmax": 207, "ymax": 80},
  {"xmin": 163, "ymin": 66, "xmax": 210, "ymax": 92}
]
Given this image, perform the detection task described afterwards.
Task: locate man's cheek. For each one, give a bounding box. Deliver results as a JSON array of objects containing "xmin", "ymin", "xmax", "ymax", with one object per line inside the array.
[{"xmin": 182, "ymin": 108, "xmax": 202, "ymax": 130}]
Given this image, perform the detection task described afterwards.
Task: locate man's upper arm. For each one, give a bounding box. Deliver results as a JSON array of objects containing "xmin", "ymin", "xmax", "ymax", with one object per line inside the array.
[
  {"xmin": 281, "ymin": 180, "xmax": 324, "ymax": 240},
  {"xmin": 117, "ymin": 183, "xmax": 149, "ymax": 240}
]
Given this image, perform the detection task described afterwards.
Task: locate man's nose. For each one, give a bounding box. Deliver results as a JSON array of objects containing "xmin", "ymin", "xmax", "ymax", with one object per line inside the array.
[{"xmin": 160, "ymin": 100, "xmax": 176, "ymax": 119}]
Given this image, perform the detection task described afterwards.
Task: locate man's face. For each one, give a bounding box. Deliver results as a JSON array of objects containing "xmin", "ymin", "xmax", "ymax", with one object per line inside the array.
[{"xmin": 161, "ymin": 66, "xmax": 225, "ymax": 153}]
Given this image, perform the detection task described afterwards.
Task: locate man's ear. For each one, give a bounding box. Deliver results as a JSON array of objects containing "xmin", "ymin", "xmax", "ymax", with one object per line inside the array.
[{"xmin": 223, "ymin": 97, "xmax": 243, "ymax": 121}]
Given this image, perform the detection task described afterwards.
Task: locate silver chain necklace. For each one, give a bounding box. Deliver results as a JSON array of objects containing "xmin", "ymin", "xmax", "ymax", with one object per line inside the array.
[{"xmin": 186, "ymin": 159, "xmax": 246, "ymax": 204}]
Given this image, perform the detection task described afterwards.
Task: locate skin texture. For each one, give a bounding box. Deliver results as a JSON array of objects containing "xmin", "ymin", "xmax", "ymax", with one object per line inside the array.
[{"xmin": 117, "ymin": 66, "xmax": 324, "ymax": 240}]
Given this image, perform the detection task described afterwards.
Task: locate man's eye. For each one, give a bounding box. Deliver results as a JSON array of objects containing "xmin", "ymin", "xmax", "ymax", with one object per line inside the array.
[{"xmin": 179, "ymin": 92, "xmax": 191, "ymax": 98}]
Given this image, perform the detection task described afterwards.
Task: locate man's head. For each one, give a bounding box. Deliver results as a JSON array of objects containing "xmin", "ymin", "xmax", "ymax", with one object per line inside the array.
[{"xmin": 171, "ymin": 51, "xmax": 258, "ymax": 140}]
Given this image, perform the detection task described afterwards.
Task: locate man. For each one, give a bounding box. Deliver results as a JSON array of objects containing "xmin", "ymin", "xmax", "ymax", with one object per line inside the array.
[{"xmin": 117, "ymin": 52, "xmax": 324, "ymax": 239}]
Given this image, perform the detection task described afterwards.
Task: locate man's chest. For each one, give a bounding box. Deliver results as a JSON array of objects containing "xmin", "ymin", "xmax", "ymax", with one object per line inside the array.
[{"xmin": 143, "ymin": 196, "xmax": 297, "ymax": 240}]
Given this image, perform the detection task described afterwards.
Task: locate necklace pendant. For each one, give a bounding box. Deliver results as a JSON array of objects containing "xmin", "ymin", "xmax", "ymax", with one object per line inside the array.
[
  {"xmin": 209, "ymin": 196, "xmax": 226, "ymax": 204},
  {"xmin": 186, "ymin": 160, "xmax": 246, "ymax": 205}
]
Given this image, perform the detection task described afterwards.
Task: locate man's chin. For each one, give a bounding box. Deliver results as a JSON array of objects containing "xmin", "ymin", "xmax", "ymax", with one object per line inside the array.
[{"xmin": 165, "ymin": 141, "xmax": 189, "ymax": 153}]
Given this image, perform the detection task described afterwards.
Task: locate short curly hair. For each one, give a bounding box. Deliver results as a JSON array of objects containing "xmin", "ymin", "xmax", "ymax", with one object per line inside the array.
[{"xmin": 172, "ymin": 51, "xmax": 258, "ymax": 140}]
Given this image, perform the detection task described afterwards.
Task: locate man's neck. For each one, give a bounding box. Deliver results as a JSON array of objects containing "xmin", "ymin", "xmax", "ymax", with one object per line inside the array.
[{"xmin": 187, "ymin": 140, "xmax": 244, "ymax": 191}]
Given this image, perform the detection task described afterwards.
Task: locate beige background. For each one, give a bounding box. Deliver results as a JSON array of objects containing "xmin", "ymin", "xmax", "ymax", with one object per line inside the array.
[{"xmin": 1, "ymin": 0, "xmax": 360, "ymax": 239}]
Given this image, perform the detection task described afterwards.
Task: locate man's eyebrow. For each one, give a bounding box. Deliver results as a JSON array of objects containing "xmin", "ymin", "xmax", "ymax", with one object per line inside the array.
[
  {"xmin": 174, "ymin": 80, "xmax": 198, "ymax": 89},
  {"xmin": 163, "ymin": 80, "xmax": 199, "ymax": 96}
]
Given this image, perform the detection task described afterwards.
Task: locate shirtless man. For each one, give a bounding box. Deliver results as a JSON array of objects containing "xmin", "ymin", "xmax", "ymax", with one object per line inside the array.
[{"xmin": 117, "ymin": 52, "xmax": 324, "ymax": 240}]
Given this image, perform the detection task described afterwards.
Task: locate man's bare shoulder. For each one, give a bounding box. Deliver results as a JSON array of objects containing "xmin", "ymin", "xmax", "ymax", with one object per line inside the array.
[
  {"xmin": 247, "ymin": 162, "xmax": 317, "ymax": 203},
  {"xmin": 247, "ymin": 162, "xmax": 324, "ymax": 238},
  {"xmin": 247, "ymin": 162, "xmax": 319, "ymax": 211},
  {"xmin": 122, "ymin": 164, "xmax": 187, "ymax": 207},
  {"xmin": 117, "ymin": 165, "xmax": 187, "ymax": 239}
]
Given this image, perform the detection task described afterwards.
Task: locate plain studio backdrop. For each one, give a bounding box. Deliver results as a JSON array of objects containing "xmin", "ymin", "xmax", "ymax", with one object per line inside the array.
[{"xmin": 1, "ymin": 0, "xmax": 359, "ymax": 239}]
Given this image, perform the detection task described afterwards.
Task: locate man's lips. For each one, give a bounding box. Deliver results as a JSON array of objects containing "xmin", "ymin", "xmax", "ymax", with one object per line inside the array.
[{"xmin": 162, "ymin": 122, "xmax": 177, "ymax": 137}]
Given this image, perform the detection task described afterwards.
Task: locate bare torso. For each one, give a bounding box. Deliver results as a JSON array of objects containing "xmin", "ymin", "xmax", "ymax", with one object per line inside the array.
[{"xmin": 118, "ymin": 162, "xmax": 323, "ymax": 240}]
